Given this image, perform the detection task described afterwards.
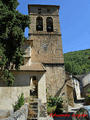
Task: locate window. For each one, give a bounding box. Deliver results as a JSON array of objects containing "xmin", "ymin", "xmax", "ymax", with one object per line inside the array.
[
  {"xmin": 46, "ymin": 17, "xmax": 53, "ymax": 32},
  {"xmin": 36, "ymin": 17, "xmax": 43, "ymax": 31}
]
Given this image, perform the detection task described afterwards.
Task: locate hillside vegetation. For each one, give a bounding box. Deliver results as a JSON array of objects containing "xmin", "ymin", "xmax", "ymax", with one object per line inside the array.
[{"xmin": 64, "ymin": 49, "xmax": 90, "ymax": 75}]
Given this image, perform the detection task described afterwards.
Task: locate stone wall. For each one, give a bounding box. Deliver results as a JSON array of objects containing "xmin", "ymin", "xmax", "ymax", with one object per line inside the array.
[
  {"xmin": 0, "ymin": 86, "xmax": 30, "ymax": 118},
  {"xmin": 38, "ymin": 73, "xmax": 47, "ymax": 103},
  {"xmin": 44, "ymin": 64, "xmax": 68, "ymax": 111},
  {"xmin": 82, "ymin": 73, "xmax": 90, "ymax": 87},
  {"xmin": 30, "ymin": 34, "xmax": 64, "ymax": 64},
  {"xmin": 45, "ymin": 65, "xmax": 66, "ymax": 97},
  {"xmin": 66, "ymin": 85, "xmax": 74, "ymax": 107},
  {"xmin": 2, "ymin": 104, "xmax": 28, "ymax": 120},
  {"xmin": 66, "ymin": 72, "xmax": 74, "ymax": 107},
  {"xmin": 83, "ymin": 84, "xmax": 90, "ymax": 97},
  {"xmin": 28, "ymin": 5, "xmax": 59, "ymax": 16}
]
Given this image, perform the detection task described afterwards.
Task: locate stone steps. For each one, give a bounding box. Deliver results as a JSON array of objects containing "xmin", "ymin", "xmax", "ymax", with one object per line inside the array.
[{"xmin": 28, "ymin": 98, "xmax": 38, "ymax": 120}]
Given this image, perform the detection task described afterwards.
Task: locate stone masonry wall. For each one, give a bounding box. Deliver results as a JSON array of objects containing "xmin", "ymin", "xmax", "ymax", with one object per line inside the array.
[
  {"xmin": 30, "ymin": 34, "xmax": 64, "ymax": 64},
  {"xmin": 45, "ymin": 65, "xmax": 66, "ymax": 96},
  {"xmin": 2, "ymin": 104, "xmax": 28, "ymax": 120},
  {"xmin": 0, "ymin": 86, "xmax": 30, "ymax": 118},
  {"xmin": 45, "ymin": 64, "xmax": 68, "ymax": 111}
]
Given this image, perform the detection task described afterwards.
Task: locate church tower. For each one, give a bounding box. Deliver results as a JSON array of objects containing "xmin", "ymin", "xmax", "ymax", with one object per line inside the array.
[
  {"xmin": 28, "ymin": 5, "xmax": 64, "ymax": 64},
  {"xmin": 28, "ymin": 4, "xmax": 67, "ymax": 110}
]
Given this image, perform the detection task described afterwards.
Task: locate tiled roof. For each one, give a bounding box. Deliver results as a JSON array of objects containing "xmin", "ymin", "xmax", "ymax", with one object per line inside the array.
[{"xmin": 20, "ymin": 63, "xmax": 45, "ymax": 71}]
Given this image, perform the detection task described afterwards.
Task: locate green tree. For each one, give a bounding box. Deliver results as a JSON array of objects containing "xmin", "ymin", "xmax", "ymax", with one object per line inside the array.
[
  {"xmin": 64, "ymin": 49, "xmax": 90, "ymax": 75},
  {"xmin": 0, "ymin": 0, "xmax": 30, "ymax": 85}
]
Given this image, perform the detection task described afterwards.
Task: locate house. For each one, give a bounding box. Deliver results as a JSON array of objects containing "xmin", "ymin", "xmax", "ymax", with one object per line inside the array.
[{"xmin": 75, "ymin": 73, "xmax": 90, "ymax": 97}]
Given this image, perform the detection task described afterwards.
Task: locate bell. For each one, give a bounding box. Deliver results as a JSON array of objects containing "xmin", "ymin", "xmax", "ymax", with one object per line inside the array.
[{"xmin": 38, "ymin": 25, "xmax": 41, "ymax": 29}]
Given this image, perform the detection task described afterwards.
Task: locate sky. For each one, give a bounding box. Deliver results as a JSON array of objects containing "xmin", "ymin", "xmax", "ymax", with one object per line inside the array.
[{"xmin": 17, "ymin": 0, "xmax": 90, "ymax": 53}]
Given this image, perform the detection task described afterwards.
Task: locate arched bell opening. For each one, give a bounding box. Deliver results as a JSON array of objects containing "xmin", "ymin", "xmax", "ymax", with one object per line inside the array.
[
  {"xmin": 36, "ymin": 17, "xmax": 43, "ymax": 31},
  {"xmin": 46, "ymin": 17, "xmax": 53, "ymax": 32}
]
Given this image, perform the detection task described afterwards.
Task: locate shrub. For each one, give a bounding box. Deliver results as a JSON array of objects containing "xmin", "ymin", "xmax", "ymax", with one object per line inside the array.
[
  {"xmin": 47, "ymin": 106, "xmax": 56, "ymax": 114},
  {"xmin": 84, "ymin": 88, "xmax": 90, "ymax": 105},
  {"xmin": 47, "ymin": 96, "xmax": 63, "ymax": 114},
  {"xmin": 48, "ymin": 96, "xmax": 57, "ymax": 107},
  {"xmin": 13, "ymin": 93, "xmax": 24, "ymax": 112},
  {"xmin": 85, "ymin": 95, "xmax": 90, "ymax": 105}
]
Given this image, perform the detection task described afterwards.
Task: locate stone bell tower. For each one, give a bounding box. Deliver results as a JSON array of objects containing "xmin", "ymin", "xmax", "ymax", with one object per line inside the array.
[{"xmin": 28, "ymin": 4, "xmax": 68, "ymax": 110}]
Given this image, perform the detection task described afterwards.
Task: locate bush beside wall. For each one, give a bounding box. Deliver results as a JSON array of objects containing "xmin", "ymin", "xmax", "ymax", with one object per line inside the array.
[{"xmin": 2, "ymin": 104, "xmax": 28, "ymax": 120}]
